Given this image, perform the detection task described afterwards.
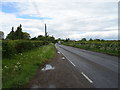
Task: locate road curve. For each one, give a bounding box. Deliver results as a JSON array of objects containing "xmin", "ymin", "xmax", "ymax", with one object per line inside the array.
[{"xmin": 55, "ymin": 43, "xmax": 119, "ymax": 88}]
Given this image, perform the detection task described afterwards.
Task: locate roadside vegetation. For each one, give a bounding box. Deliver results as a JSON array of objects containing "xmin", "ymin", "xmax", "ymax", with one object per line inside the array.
[
  {"xmin": 2, "ymin": 44, "xmax": 56, "ymax": 88},
  {"xmin": 1, "ymin": 24, "xmax": 119, "ymax": 88},
  {"xmin": 2, "ymin": 24, "xmax": 56, "ymax": 88},
  {"xmin": 2, "ymin": 40, "xmax": 49, "ymax": 58},
  {"xmin": 62, "ymin": 38, "xmax": 120, "ymax": 56}
]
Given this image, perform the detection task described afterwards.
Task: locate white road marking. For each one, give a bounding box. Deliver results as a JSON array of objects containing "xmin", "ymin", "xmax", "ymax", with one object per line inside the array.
[
  {"xmin": 81, "ymin": 72, "xmax": 93, "ymax": 83},
  {"xmin": 56, "ymin": 45, "xmax": 75, "ymax": 67},
  {"xmin": 60, "ymin": 52, "xmax": 76, "ymax": 67}
]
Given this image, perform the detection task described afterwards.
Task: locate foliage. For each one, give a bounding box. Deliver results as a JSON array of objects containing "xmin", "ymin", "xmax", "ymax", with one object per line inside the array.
[
  {"xmin": 65, "ymin": 38, "xmax": 70, "ymax": 42},
  {"xmin": 31, "ymin": 35, "xmax": 57, "ymax": 43},
  {"xmin": 89, "ymin": 38, "xmax": 93, "ymax": 41},
  {"xmin": 62, "ymin": 41, "xmax": 120, "ymax": 56},
  {"xmin": 2, "ymin": 44, "xmax": 56, "ymax": 88},
  {"xmin": 81, "ymin": 38, "xmax": 87, "ymax": 41},
  {"xmin": 6, "ymin": 24, "xmax": 31, "ymax": 40},
  {"xmin": 22, "ymin": 32, "xmax": 31, "ymax": 40},
  {"xmin": 31, "ymin": 37, "xmax": 37, "ymax": 40},
  {"xmin": 6, "ymin": 27, "xmax": 15, "ymax": 40},
  {"xmin": 2, "ymin": 40, "xmax": 49, "ymax": 58},
  {"xmin": 14, "ymin": 24, "xmax": 23, "ymax": 39}
]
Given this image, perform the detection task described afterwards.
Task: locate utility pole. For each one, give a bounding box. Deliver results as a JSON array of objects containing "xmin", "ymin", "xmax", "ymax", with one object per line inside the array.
[{"xmin": 45, "ymin": 24, "xmax": 47, "ymax": 37}]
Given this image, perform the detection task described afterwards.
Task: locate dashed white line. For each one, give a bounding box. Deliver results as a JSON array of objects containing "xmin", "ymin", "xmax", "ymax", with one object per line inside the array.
[
  {"xmin": 56, "ymin": 45, "xmax": 93, "ymax": 84},
  {"xmin": 81, "ymin": 72, "xmax": 93, "ymax": 83},
  {"xmin": 60, "ymin": 51, "xmax": 76, "ymax": 67},
  {"xmin": 55, "ymin": 45, "xmax": 76, "ymax": 67}
]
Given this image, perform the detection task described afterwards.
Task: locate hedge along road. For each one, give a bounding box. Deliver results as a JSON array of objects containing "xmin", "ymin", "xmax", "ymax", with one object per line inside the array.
[{"xmin": 55, "ymin": 43, "xmax": 119, "ymax": 88}]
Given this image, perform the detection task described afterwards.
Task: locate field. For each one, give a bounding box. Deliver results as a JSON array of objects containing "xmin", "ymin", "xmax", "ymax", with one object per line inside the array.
[
  {"xmin": 2, "ymin": 43, "xmax": 56, "ymax": 88},
  {"xmin": 62, "ymin": 41, "xmax": 120, "ymax": 56}
]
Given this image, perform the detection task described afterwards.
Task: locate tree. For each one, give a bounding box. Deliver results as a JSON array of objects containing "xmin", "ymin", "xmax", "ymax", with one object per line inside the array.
[
  {"xmin": 23, "ymin": 32, "xmax": 30, "ymax": 40},
  {"xmin": 101, "ymin": 39, "xmax": 105, "ymax": 41},
  {"xmin": 94, "ymin": 39, "xmax": 100, "ymax": 41},
  {"xmin": 31, "ymin": 37, "xmax": 37, "ymax": 40},
  {"xmin": 46, "ymin": 36, "xmax": 56, "ymax": 43},
  {"xmin": 81, "ymin": 38, "xmax": 86, "ymax": 41},
  {"xmin": 6, "ymin": 24, "xmax": 31, "ymax": 40},
  {"xmin": 37, "ymin": 35, "xmax": 45, "ymax": 41},
  {"xmin": 14, "ymin": 24, "xmax": 23, "ymax": 39},
  {"xmin": 65, "ymin": 38, "xmax": 70, "ymax": 42},
  {"xmin": 89, "ymin": 38, "xmax": 93, "ymax": 41},
  {"xmin": 6, "ymin": 27, "xmax": 15, "ymax": 40}
]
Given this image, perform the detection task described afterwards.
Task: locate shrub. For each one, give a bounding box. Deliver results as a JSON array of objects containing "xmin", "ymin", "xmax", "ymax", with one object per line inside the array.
[
  {"xmin": 2, "ymin": 40, "xmax": 49, "ymax": 58},
  {"xmin": 62, "ymin": 41, "xmax": 120, "ymax": 56}
]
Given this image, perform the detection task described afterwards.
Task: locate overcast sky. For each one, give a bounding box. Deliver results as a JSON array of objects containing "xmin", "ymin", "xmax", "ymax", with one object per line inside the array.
[{"xmin": 0, "ymin": 0, "xmax": 119, "ymax": 40}]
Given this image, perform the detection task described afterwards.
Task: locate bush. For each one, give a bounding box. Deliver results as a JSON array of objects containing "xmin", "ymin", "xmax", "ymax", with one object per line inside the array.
[
  {"xmin": 62, "ymin": 41, "xmax": 120, "ymax": 56},
  {"xmin": 2, "ymin": 40, "xmax": 49, "ymax": 58}
]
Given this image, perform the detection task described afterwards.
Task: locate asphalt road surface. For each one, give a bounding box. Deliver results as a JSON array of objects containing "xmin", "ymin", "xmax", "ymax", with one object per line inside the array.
[{"xmin": 55, "ymin": 43, "xmax": 119, "ymax": 88}]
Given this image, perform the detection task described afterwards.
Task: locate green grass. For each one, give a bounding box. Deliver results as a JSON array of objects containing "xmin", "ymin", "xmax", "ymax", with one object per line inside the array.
[
  {"xmin": 63, "ymin": 41, "xmax": 120, "ymax": 56},
  {"xmin": 2, "ymin": 44, "xmax": 56, "ymax": 88}
]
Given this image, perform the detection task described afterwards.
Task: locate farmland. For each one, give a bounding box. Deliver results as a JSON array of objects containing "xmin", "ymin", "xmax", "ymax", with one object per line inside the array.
[{"xmin": 62, "ymin": 40, "xmax": 120, "ymax": 56}]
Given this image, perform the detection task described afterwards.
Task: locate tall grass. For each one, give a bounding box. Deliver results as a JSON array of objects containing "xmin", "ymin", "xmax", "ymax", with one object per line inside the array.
[
  {"xmin": 63, "ymin": 41, "xmax": 120, "ymax": 56},
  {"xmin": 2, "ymin": 44, "xmax": 56, "ymax": 88}
]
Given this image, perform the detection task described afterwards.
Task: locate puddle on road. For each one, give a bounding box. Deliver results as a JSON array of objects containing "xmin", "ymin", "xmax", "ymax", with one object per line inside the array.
[{"xmin": 41, "ymin": 64, "xmax": 55, "ymax": 71}]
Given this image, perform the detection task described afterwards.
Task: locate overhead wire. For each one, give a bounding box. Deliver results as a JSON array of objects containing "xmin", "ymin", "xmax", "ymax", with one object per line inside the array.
[
  {"xmin": 29, "ymin": 0, "xmax": 71, "ymax": 39},
  {"xmin": 29, "ymin": 0, "xmax": 45, "ymax": 24}
]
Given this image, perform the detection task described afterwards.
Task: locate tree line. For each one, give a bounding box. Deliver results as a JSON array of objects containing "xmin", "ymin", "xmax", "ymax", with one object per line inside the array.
[
  {"xmin": 6, "ymin": 24, "xmax": 30, "ymax": 40},
  {"xmin": 5, "ymin": 24, "xmax": 56, "ymax": 43}
]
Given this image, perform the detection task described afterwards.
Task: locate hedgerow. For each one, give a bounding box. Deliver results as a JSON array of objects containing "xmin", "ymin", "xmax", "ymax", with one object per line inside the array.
[
  {"xmin": 62, "ymin": 41, "xmax": 120, "ymax": 56},
  {"xmin": 2, "ymin": 40, "xmax": 49, "ymax": 58}
]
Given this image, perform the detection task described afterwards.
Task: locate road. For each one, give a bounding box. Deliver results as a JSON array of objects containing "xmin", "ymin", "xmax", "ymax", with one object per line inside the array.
[
  {"xmin": 55, "ymin": 43, "xmax": 119, "ymax": 88},
  {"xmin": 27, "ymin": 49, "xmax": 94, "ymax": 88}
]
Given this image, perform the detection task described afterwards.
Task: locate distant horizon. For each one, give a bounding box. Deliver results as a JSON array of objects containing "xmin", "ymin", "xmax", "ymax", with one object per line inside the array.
[
  {"xmin": 1, "ymin": 0, "xmax": 118, "ymax": 40},
  {"xmin": 1, "ymin": 30, "xmax": 119, "ymax": 41}
]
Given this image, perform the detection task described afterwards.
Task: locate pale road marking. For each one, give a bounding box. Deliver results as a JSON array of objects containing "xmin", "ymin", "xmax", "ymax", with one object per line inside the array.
[
  {"xmin": 60, "ymin": 51, "xmax": 76, "ymax": 67},
  {"xmin": 81, "ymin": 72, "xmax": 93, "ymax": 83},
  {"xmin": 55, "ymin": 45, "xmax": 76, "ymax": 67}
]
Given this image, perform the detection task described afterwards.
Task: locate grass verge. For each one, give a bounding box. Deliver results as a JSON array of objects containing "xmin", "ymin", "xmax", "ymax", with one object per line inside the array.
[
  {"xmin": 62, "ymin": 42, "xmax": 119, "ymax": 56},
  {"xmin": 2, "ymin": 44, "xmax": 56, "ymax": 88}
]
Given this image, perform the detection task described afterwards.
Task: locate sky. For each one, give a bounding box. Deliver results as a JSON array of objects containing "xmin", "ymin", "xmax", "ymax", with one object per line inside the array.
[{"xmin": 0, "ymin": 0, "xmax": 119, "ymax": 40}]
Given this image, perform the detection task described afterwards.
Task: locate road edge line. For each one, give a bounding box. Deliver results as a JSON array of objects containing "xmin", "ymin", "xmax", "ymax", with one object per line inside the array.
[
  {"xmin": 60, "ymin": 51, "xmax": 76, "ymax": 67},
  {"xmin": 81, "ymin": 72, "xmax": 93, "ymax": 83},
  {"xmin": 55, "ymin": 44, "xmax": 76, "ymax": 67}
]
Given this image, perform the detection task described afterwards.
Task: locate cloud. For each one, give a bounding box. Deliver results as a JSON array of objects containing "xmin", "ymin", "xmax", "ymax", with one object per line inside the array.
[
  {"xmin": 68, "ymin": 30, "xmax": 118, "ymax": 40},
  {"xmin": 0, "ymin": 0, "xmax": 118, "ymax": 40},
  {"xmin": 2, "ymin": 0, "xmax": 119, "ymax": 2}
]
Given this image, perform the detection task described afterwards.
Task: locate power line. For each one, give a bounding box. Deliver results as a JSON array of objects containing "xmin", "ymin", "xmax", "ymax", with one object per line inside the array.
[
  {"xmin": 30, "ymin": 0, "xmax": 45, "ymax": 24},
  {"xmin": 30, "ymin": 0, "xmax": 47, "ymax": 36}
]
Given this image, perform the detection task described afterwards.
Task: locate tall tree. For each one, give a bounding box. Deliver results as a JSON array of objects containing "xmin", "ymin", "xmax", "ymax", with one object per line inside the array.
[
  {"xmin": 15, "ymin": 24, "xmax": 23, "ymax": 39},
  {"xmin": 6, "ymin": 27, "xmax": 15, "ymax": 40}
]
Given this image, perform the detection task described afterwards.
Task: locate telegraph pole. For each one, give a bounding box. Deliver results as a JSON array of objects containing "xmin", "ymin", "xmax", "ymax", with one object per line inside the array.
[{"xmin": 45, "ymin": 24, "xmax": 47, "ymax": 37}]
